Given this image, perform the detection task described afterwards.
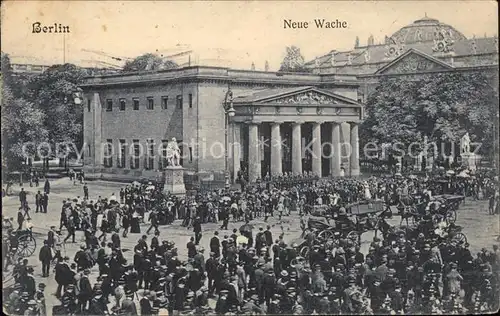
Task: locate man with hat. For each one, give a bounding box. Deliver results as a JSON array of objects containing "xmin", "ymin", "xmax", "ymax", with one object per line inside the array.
[
  {"xmin": 77, "ymin": 269, "xmax": 92, "ymax": 313},
  {"xmin": 262, "ymin": 269, "xmax": 276, "ymax": 306},
  {"xmin": 140, "ymin": 290, "xmax": 154, "ymax": 316},
  {"xmin": 59, "ymin": 284, "xmax": 77, "ymax": 315},
  {"xmin": 88, "ymin": 289, "xmax": 108, "ymax": 315},
  {"xmin": 240, "ymin": 294, "xmax": 264, "ymax": 314},
  {"xmin": 24, "ymin": 266, "xmax": 36, "ymax": 298},
  {"xmin": 35, "ymin": 283, "xmax": 46, "ymax": 316},
  {"xmin": 215, "ymin": 290, "xmax": 230, "ymax": 314},
  {"xmin": 23, "ymin": 299, "xmax": 39, "ymax": 316},
  {"xmin": 210, "ymin": 231, "xmax": 221, "ymax": 258},
  {"xmin": 205, "ymin": 252, "xmax": 218, "ymax": 297},
  {"xmin": 120, "ymin": 289, "xmax": 138, "ymax": 316}
]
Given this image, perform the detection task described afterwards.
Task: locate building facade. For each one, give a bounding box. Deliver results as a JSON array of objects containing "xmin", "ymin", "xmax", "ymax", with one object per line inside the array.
[
  {"xmin": 304, "ymin": 16, "xmax": 498, "ymax": 102},
  {"xmin": 80, "ymin": 68, "xmax": 364, "ymax": 184}
]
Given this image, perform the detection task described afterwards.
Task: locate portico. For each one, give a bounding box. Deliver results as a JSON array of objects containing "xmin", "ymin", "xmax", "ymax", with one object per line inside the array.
[{"xmin": 230, "ymin": 86, "xmax": 363, "ymax": 183}]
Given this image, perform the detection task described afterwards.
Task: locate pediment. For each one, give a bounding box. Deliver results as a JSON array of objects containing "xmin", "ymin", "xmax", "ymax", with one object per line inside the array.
[
  {"xmin": 375, "ymin": 48, "xmax": 453, "ymax": 75},
  {"xmin": 234, "ymin": 86, "xmax": 361, "ymax": 106}
]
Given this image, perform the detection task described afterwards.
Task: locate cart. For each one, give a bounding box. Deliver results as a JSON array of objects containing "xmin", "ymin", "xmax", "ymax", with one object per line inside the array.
[{"xmin": 5, "ymin": 228, "xmax": 37, "ymax": 261}]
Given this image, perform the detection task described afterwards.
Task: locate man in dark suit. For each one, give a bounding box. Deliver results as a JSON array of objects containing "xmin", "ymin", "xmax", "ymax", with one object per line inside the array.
[
  {"xmin": 35, "ymin": 191, "xmax": 42, "ymax": 213},
  {"xmin": 24, "ymin": 267, "xmax": 36, "ymax": 298},
  {"xmin": 38, "ymin": 240, "xmax": 53, "ymax": 277},
  {"xmin": 19, "ymin": 188, "xmax": 27, "ymax": 209},
  {"xmin": 139, "ymin": 291, "xmax": 153, "ymax": 316},
  {"xmin": 42, "ymin": 193, "xmax": 49, "ymax": 213},
  {"xmin": 120, "ymin": 290, "xmax": 138, "ymax": 316},
  {"xmin": 210, "ymin": 231, "xmax": 221, "ymax": 258},
  {"xmin": 77, "ymin": 269, "xmax": 92, "ymax": 313},
  {"xmin": 193, "ymin": 216, "xmax": 202, "ymax": 245},
  {"xmin": 146, "ymin": 211, "xmax": 159, "ymax": 235}
]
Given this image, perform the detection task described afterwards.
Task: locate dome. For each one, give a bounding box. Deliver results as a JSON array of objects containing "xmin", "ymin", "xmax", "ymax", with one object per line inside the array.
[{"xmin": 388, "ymin": 16, "xmax": 467, "ymax": 44}]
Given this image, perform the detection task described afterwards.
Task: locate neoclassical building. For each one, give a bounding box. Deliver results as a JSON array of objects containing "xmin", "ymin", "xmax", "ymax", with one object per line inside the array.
[
  {"xmin": 81, "ymin": 16, "xmax": 498, "ymax": 184},
  {"xmin": 80, "ymin": 69, "xmax": 363, "ymax": 184},
  {"xmin": 304, "ymin": 15, "xmax": 498, "ymax": 101}
]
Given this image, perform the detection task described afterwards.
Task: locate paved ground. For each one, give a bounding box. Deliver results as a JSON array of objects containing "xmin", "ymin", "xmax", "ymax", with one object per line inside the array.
[{"xmin": 2, "ymin": 178, "xmax": 499, "ymax": 315}]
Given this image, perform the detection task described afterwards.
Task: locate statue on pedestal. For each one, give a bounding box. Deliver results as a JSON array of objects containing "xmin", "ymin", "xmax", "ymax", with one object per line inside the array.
[
  {"xmin": 166, "ymin": 137, "xmax": 181, "ymax": 167},
  {"xmin": 461, "ymin": 133, "xmax": 471, "ymax": 154}
]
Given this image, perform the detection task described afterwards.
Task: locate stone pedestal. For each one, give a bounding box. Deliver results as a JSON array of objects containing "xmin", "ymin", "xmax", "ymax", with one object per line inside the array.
[
  {"xmin": 461, "ymin": 153, "xmax": 477, "ymax": 172},
  {"xmin": 163, "ymin": 166, "xmax": 186, "ymax": 197}
]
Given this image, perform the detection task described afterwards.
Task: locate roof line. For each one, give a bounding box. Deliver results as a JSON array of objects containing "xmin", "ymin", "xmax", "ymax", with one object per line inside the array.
[{"xmin": 374, "ymin": 48, "xmax": 453, "ymax": 74}]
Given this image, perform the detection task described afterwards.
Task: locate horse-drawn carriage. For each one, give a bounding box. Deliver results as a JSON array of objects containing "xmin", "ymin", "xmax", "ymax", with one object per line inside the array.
[
  {"xmin": 3, "ymin": 227, "xmax": 37, "ymax": 262},
  {"xmin": 398, "ymin": 194, "xmax": 464, "ymax": 227},
  {"xmin": 299, "ymin": 200, "xmax": 392, "ymax": 257}
]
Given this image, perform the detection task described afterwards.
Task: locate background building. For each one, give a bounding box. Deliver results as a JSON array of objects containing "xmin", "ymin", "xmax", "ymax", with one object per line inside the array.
[
  {"xmin": 304, "ymin": 15, "xmax": 498, "ymax": 102},
  {"xmin": 80, "ymin": 68, "xmax": 363, "ymax": 185}
]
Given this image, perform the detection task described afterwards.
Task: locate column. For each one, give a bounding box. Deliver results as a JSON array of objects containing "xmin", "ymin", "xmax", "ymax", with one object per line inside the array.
[
  {"xmin": 311, "ymin": 122, "xmax": 322, "ymax": 177},
  {"xmin": 350, "ymin": 122, "xmax": 360, "ymax": 176},
  {"xmin": 232, "ymin": 123, "xmax": 241, "ymax": 183},
  {"xmin": 291, "ymin": 122, "xmax": 302, "ymax": 175},
  {"xmin": 93, "ymin": 93, "xmax": 103, "ymax": 168},
  {"xmin": 331, "ymin": 122, "xmax": 341, "ymax": 176},
  {"xmin": 248, "ymin": 123, "xmax": 261, "ymax": 183},
  {"xmin": 270, "ymin": 123, "xmax": 282, "ymax": 176}
]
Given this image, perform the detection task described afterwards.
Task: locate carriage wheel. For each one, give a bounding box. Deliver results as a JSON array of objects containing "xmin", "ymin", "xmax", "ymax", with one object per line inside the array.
[
  {"xmin": 299, "ymin": 246, "xmax": 310, "ymax": 258},
  {"xmin": 17, "ymin": 235, "xmax": 36, "ymax": 258},
  {"xmin": 446, "ymin": 210, "xmax": 457, "ymax": 224},
  {"xmin": 347, "ymin": 231, "xmax": 359, "ymax": 244},
  {"xmin": 317, "ymin": 230, "xmax": 334, "ymax": 241},
  {"xmin": 452, "ymin": 232, "xmax": 467, "ymax": 244}
]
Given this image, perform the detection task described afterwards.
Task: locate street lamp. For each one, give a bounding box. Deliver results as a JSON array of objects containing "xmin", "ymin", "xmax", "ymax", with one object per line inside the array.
[{"xmin": 224, "ymin": 88, "xmax": 236, "ymax": 189}]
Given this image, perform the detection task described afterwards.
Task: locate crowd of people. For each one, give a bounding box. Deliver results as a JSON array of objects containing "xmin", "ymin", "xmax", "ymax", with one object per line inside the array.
[{"xmin": 2, "ymin": 167, "xmax": 500, "ymax": 315}]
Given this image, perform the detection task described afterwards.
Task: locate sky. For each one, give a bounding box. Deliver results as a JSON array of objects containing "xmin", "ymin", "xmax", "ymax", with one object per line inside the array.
[{"xmin": 1, "ymin": 0, "xmax": 498, "ymax": 71}]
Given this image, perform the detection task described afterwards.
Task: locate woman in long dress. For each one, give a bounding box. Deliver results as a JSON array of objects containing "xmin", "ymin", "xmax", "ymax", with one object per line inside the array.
[{"xmin": 130, "ymin": 209, "xmax": 141, "ymax": 234}]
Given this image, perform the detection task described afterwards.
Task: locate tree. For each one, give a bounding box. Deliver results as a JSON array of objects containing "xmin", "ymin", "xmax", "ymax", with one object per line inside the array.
[
  {"xmin": 279, "ymin": 46, "xmax": 310, "ymax": 73},
  {"xmin": 1, "ymin": 86, "xmax": 48, "ymax": 172},
  {"xmin": 25, "ymin": 63, "xmax": 88, "ymax": 167},
  {"xmin": 361, "ymin": 71, "xmax": 497, "ymax": 159},
  {"xmin": 122, "ymin": 53, "xmax": 178, "ymax": 72}
]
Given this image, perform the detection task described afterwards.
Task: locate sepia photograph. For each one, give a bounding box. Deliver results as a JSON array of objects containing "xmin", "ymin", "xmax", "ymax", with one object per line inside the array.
[{"xmin": 1, "ymin": 0, "xmax": 499, "ymax": 315}]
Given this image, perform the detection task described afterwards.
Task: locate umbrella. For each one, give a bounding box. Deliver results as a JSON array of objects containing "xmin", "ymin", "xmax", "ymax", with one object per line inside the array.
[
  {"xmin": 146, "ymin": 185, "xmax": 155, "ymax": 190},
  {"xmin": 132, "ymin": 181, "xmax": 140, "ymax": 187},
  {"xmin": 236, "ymin": 235, "xmax": 249, "ymax": 245},
  {"xmin": 240, "ymin": 223, "xmax": 254, "ymax": 233},
  {"xmin": 446, "ymin": 170, "xmax": 455, "ymax": 175},
  {"xmin": 221, "ymin": 196, "xmax": 231, "ymax": 202}
]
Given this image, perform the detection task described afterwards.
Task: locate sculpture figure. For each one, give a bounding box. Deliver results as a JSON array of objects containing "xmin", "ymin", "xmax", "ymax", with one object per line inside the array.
[
  {"xmin": 460, "ymin": 133, "xmax": 471, "ymax": 154},
  {"xmin": 166, "ymin": 137, "xmax": 181, "ymax": 167}
]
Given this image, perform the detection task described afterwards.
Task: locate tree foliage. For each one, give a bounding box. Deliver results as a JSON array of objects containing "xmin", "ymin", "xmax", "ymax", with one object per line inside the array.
[
  {"xmin": 26, "ymin": 63, "xmax": 88, "ymax": 145},
  {"xmin": 122, "ymin": 53, "xmax": 178, "ymax": 72},
  {"xmin": 1, "ymin": 81, "xmax": 48, "ymax": 172},
  {"xmin": 361, "ymin": 71, "xmax": 498, "ymax": 157},
  {"xmin": 279, "ymin": 46, "xmax": 310, "ymax": 73}
]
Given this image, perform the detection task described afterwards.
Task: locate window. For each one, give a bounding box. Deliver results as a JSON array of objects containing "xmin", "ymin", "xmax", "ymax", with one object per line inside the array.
[
  {"xmin": 119, "ymin": 99, "xmax": 126, "ymax": 111},
  {"xmin": 133, "ymin": 98, "xmax": 139, "ymax": 110},
  {"xmin": 178, "ymin": 141, "xmax": 184, "ymax": 166},
  {"xmin": 145, "ymin": 139, "xmax": 155, "ymax": 170},
  {"xmin": 130, "ymin": 140, "xmax": 140, "ymax": 169},
  {"xmin": 160, "ymin": 140, "xmax": 168, "ymax": 169},
  {"xmin": 106, "ymin": 99, "xmax": 113, "ymax": 112},
  {"xmin": 87, "ymin": 99, "xmax": 91, "ymax": 112},
  {"xmin": 161, "ymin": 96, "xmax": 168, "ymax": 109},
  {"xmin": 176, "ymin": 95, "xmax": 183, "ymax": 109},
  {"xmin": 118, "ymin": 139, "xmax": 126, "ymax": 168},
  {"xmin": 189, "ymin": 147, "xmax": 193, "ymax": 162},
  {"xmin": 147, "ymin": 97, "xmax": 154, "ymax": 110},
  {"xmin": 188, "ymin": 94, "xmax": 193, "ymax": 108},
  {"xmin": 104, "ymin": 139, "xmax": 113, "ymax": 167}
]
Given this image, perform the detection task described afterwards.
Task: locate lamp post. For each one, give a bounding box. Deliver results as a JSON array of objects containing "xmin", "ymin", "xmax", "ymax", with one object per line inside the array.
[{"xmin": 224, "ymin": 88, "xmax": 236, "ymax": 189}]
